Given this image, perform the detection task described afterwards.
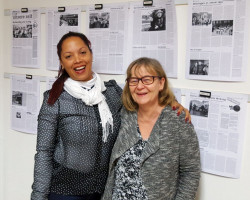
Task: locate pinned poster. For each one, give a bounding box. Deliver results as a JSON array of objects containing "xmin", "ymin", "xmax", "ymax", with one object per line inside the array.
[
  {"xmin": 11, "ymin": 74, "xmax": 40, "ymax": 134},
  {"xmin": 185, "ymin": 89, "xmax": 247, "ymax": 178},
  {"xmin": 12, "ymin": 8, "xmax": 41, "ymax": 68}
]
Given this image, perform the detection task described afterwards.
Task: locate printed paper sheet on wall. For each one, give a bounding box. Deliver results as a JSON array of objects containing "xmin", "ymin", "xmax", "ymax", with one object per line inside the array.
[
  {"xmin": 186, "ymin": 0, "xmax": 248, "ymax": 81},
  {"xmin": 185, "ymin": 89, "xmax": 247, "ymax": 178},
  {"xmin": 128, "ymin": 0, "xmax": 178, "ymax": 78},
  {"xmin": 11, "ymin": 75, "xmax": 40, "ymax": 134},
  {"xmin": 46, "ymin": 6, "xmax": 81, "ymax": 71},
  {"xmin": 12, "ymin": 8, "xmax": 41, "ymax": 68},
  {"xmin": 46, "ymin": 77, "xmax": 56, "ymax": 90},
  {"xmin": 86, "ymin": 3, "xmax": 129, "ymax": 74},
  {"xmin": 172, "ymin": 87, "xmax": 181, "ymax": 103}
]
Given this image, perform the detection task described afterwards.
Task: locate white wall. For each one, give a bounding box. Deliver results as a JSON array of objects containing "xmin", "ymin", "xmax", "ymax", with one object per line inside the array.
[
  {"xmin": 0, "ymin": 0, "xmax": 4, "ymax": 199},
  {"xmin": 1, "ymin": 0, "xmax": 250, "ymax": 200}
]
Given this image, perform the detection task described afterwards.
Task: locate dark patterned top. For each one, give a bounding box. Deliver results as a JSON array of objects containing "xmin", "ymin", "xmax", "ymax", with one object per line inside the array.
[
  {"xmin": 112, "ymin": 127, "xmax": 148, "ymax": 200},
  {"xmin": 31, "ymin": 80, "xmax": 122, "ymax": 200}
]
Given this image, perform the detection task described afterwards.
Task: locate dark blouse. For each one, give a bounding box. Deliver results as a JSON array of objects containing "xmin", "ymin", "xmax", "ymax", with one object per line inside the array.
[{"xmin": 112, "ymin": 127, "xmax": 148, "ymax": 200}]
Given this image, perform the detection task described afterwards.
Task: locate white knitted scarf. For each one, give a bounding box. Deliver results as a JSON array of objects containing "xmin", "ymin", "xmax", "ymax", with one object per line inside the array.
[{"xmin": 64, "ymin": 72, "xmax": 113, "ymax": 142}]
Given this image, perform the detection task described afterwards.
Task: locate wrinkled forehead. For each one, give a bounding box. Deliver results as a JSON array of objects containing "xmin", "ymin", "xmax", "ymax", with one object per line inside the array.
[{"xmin": 130, "ymin": 64, "xmax": 157, "ymax": 77}]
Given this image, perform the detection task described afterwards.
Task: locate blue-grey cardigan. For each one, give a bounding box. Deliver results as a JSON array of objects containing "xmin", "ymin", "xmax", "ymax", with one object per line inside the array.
[
  {"xmin": 31, "ymin": 80, "xmax": 122, "ymax": 200},
  {"xmin": 102, "ymin": 106, "xmax": 200, "ymax": 200}
]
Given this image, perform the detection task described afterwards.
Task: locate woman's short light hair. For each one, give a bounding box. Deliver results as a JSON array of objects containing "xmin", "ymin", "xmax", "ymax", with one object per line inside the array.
[{"xmin": 122, "ymin": 57, "xmax": 175, "ymax": 111}]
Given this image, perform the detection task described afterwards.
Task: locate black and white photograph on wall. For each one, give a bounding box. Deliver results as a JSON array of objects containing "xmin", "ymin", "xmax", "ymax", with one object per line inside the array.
[
  {"xmin": 59, "ymin": 14, "xmax": 78, "ymax": 26},
  {"xmin": 229, "ymin": 104, "xmax": 241, "ymax": 112},
  {"xmin": 13, "ymin": 24, "xmax": 32, "ymax": 38},
  {"xmin": 89, "ymin": 12, "xmax": 110, "ymax": 28},
  {"xmin": 212, "ymin": 20, "xmax": 233, "ymax": 36},
  {"xmin": 16, "ymin": 112, "xmax": 22, "ymax": 119},
  {"xmin": 12, "ymin": 91, "xmax": 23, "ymax": 106},
  {"xmin": 192, "ymin": 12, "xmax": 212, "ymax": 26},
  {"xmin": 142, "ymin": 9, "xmax": 166, "ymax": 31},
  {"xmin": 189, "ymin": 59, "xmax": 209, "ymax": 75},
  {"xmin": 189, "ymin": 100, "xmax": 209, "ymax": 117}
]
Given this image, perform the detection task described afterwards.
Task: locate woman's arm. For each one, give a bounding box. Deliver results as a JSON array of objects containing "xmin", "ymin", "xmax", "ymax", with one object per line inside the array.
[
  {"xmin": 31, "ymin": 91, "xmax": 59, "ymax": 200},
  {"xmin": 175, "ymin": 123, "xmax": 201, "ymax": 200}
]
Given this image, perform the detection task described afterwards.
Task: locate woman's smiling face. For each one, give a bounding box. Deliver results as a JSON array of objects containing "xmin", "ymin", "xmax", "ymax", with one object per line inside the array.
[
  {"xmin": 129, "ymin": 65, "xmax": 165, "ymax": 108},
  {"xmin": 60, "ymin": 36, "xmax": 93, "ymax": 81}
]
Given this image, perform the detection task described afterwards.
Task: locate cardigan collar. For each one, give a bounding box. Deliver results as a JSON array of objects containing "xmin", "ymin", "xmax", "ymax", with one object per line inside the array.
[{"xmin": 110, "ymin": 107, "xmax": 170, "ymax": 168}]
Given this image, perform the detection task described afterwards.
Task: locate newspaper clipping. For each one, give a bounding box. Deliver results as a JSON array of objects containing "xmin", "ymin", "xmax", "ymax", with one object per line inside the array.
[
  {"xmin": 185, "ymin": 89, "xmax": 247, "ymax": 178},
  {"xmin": 128, "ymin": 0, "xmax": 178, "ymax": 78},
  {"xmin": 186, "ymin": 0, "xmax": 248, "ymax": 81},
  {"xmin": 46, "ymin": 6, "xmax": 81, "ymax": 71},
  {"xmin": 11, "ymin": 75, "xmax": 40, "ymax": 134},
  {"xmin": 172, "ymin": 87, "xmax": 181, "ymax": 103},
  {"xmin": 86, "ymin": 3, "xmax": 129, "ymax": 74},
  {"xmin": 46, "ymin": 77, "xmax": 56, "ymax": 90},
  {"xmin": 12, "ymin": 8, "xmax": 41, "ymax": 68}
]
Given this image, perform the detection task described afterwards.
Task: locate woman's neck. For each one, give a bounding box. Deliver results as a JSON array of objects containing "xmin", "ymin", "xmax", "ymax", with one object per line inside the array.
[
  {"xmin": 137, "ymin": 104, "xmax": 164, "ymax": 140},
  {"xmin": 137, "ymin": 104, "xmax": 164, "ymax": 122}
]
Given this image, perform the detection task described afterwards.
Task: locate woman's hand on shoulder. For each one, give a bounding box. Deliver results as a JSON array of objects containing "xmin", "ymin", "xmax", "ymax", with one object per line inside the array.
[{"xmin": 171, "ymin": 101, "xmax": 191, "ymax": 123}]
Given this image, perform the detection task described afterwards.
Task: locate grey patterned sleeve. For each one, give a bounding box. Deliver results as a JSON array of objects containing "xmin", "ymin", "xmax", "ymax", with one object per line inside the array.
[
  {"xmin": 31, "ymin": 91, "xmax": 59, "ymax": 200},
  {"xmin": 175, "ymin": 122, "xmax": 201, "ymax": 200},
  {"xmin": 105, "ymin": 79, "xmax": 123, "ymax": 97}
]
